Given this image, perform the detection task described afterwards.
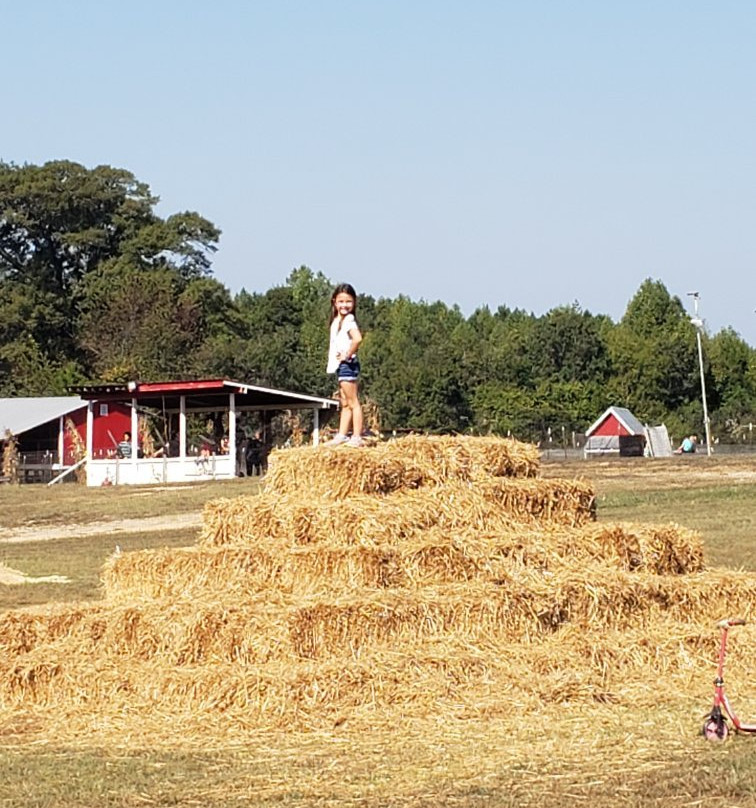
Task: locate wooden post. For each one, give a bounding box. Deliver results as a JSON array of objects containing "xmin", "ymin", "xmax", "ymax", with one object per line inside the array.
[
  {"xmin": 130, "ymin": 399, "xmax": 138, "ymax": 469},
  {"xmin": 86, "ymin": 402, "xmax": 94, "ymax": 463},
  {"xmin": 58, "ymin": 415, "xmax": 65, "ymax": 466},
  {"xmin": 179, "ymin": 396, "xmax": 186, "ymax": 459},
  {"xmin": 229, "ymin": 392, "xmax": 237, "ymax": 475}
]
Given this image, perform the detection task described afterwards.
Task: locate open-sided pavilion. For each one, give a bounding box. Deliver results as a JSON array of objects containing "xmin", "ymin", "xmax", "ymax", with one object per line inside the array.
[{"xmin": 73, "ymin": 379, "xmax": 339, "ymax": 486}]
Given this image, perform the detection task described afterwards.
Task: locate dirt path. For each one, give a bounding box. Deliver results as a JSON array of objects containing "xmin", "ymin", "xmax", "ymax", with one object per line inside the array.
[{"xmin": 0, "ymin": 511, "xmax": 203, "ymax": 545}]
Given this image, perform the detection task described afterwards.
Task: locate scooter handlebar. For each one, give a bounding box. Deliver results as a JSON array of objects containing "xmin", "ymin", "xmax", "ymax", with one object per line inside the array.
[{"xmin": 717, "ymin": 617, "xmax": 747, "ymax": 629}]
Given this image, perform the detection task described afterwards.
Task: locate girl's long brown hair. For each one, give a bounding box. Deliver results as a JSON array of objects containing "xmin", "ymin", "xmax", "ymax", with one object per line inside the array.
[{"xmin": 330, "ymin": 283, "xmax": 358, "ymax": 322}]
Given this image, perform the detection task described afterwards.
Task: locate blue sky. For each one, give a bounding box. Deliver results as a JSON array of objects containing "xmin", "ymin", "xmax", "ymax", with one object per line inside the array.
[{"xmin": 4, "ymin": 1, "xmax": 755, "ymax": 345}]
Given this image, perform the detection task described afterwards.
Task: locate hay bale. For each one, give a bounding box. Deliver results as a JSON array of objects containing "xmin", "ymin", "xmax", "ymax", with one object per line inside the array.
[
  {"xmin": 200, "ymin": 490, "xmax": 433, "ymax": 547},
  {"xmin": 200, "ymin": 477, "xmax": 596, "ymax": 548},
  {"xmin": 0, "ymin": 598, "xmax": 292, "ymax": 666},
  {"xmin": 265, "ymin": 446, "xmax": 421, "ymax": 500},
  {"xmin": 0, "ymin": 619, "xmax": 715, "ymax": 724},
  {"xmin": 492, "ymin": 522, "xmax": 704, "ymax": 576},
  {"xmin": 0, "ymin": 603, "xmax": 105, "ymax": 655},
  {"xmin": 263, "ymin": 435, "xmax": 540, "ymax": 500},
  {"xmin": 584, "ymin": 522, "xmax": 704, "ymax": 575},
  {"xmin": 0, "ymin": 609, "xmax": 745, "ymax": 731},
  {"xmin": 377, "ymin": 434, "xmax": 542, "ymax": 480},
  {"xmin": 288, "ymin": 569, "xmax": 756, "ymax": 659},
  {"xmin": 475, "ymin": 477, "xmax": 596, "ymax": 526},
  {"xmin": 104, "ymin": 543, "xmax": 405, "ymax": 602},
  {"xmin": 0, "ymin": 432, "xmax": 747, "ymax": 742},
  {"xmin": 107, "ymin": 520, "xmax": 703, "ymax": 604},
  {"xmin": 9, "ymin": 563, "xmax": 743, "ymax": 709}
]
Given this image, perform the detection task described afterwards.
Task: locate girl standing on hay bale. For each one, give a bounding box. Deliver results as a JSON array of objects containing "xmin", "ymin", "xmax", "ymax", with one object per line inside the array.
[{"xmin": 326, "ymin": 283, "xmax": 364, "ymax": 447}]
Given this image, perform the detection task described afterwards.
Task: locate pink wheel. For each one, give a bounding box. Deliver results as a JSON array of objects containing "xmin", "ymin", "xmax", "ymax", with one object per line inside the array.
[{"xmin": 703, "ymin": 717, "xmax": 729, "ymax": 741}]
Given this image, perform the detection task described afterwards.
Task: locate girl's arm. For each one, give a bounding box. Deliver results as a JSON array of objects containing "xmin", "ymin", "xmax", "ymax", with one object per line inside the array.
[{"xmin": 338, "ymin": 323, "xmax": 362, "ymax": 360}]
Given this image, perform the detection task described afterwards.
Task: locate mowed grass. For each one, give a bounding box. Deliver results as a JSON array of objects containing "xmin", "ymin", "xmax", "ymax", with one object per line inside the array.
[
  {"xmin": 1, "ymin": 456, "xmax": 756, "ymax": 807},
  {"xmin": 3, "ymin": 716, "xmax": 756, "ymax": 807},
  {"xmin": 0, "ymin": 475, "xmax": 263, "ymax": 529},
  {"xmin": 0, "ymin": 476, "xmax": 263, "ymax": 609},
  {"xmin": 0, "ymin": 528, "xmax": 198, "ymax": 609}
]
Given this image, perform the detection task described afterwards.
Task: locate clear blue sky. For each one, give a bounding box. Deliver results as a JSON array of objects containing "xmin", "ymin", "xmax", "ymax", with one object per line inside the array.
[{"xmin": 4, "ymin": 1, "xmax": 755, "ymax": 345}]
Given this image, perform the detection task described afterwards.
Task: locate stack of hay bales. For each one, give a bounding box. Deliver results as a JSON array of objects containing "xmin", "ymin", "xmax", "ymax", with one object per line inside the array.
[{"xmin": 0, "ymin": 435, "xmax": 746, "ymax": 738}]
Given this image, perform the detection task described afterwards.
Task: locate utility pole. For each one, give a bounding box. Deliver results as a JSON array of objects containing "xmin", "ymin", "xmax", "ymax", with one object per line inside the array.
[{"xmin": 687, "ymin": 292, "xmax": 712, "ymax": 457}]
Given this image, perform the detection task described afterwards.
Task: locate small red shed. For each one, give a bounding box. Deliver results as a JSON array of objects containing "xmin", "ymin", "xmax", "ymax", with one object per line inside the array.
[{"xmin": 584, "ymin": 406, "xmax": 647, "ymax": 456}]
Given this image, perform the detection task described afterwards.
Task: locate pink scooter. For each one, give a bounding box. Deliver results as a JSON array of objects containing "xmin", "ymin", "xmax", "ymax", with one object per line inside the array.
[{"xmin": 703, "ymin": 618, "xmax": 756, "ymax": 740}]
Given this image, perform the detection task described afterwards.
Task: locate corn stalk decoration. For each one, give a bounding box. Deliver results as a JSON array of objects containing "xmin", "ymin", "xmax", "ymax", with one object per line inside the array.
[
  {"xmin": 64, "ymin": 418, "xmax": 87, "ymax": 484},
  {"xmin": 2, "ymin": 429, "xmax": 19, "ymax": 484}
]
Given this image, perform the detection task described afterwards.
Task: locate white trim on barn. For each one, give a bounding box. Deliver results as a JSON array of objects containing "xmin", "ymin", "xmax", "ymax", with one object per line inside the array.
[{"xmin": 585, "ymin": 406, "xmax": 646, "ymax": 439}]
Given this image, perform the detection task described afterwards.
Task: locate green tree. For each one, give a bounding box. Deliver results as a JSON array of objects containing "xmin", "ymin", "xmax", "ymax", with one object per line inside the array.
[
  {"xmin": 0, "ymin": 160, "xmax": 220, "ymax": 390},
  {"xmin": 606, "ymin": 279, "xmax": 700, "ymax": 422},
  {"xmin": 0, "ymin": 280, "xmax": 86, "ymax": 394},
  {"xmin": 364, "ymin": 297, "xmax": 470, "ymax": 431},
  {"xmin": 0, "ymin": 161, "xmax": 219, "ymax": 291},
  {"xmin": 707, "ymin": 327, "xmax": 756, "ymax": 436},
  {"xmin": 526, "ymin": 305, "xmax": 613, "ymax": 385},
  {"xmin": 471, "ymin": 383, "xmax": 538, "ymax": 437},
  {"xmin": 285, "ymin": 267, "xmax": 337, "ymax": 394},
  {"xmin": 225, "ymin": 268, "xmax": 335, "ymax": 394},
  {"xmin": 0, "ymin": 161, "xmax": 154, "ymax": 295},
  {"xmin": 77, "ymin": 265, "xmax": 202, "ymax": 382},
  {"xmin": 483, "ymin": 308, "xmax": 538, "ymax": 389}
]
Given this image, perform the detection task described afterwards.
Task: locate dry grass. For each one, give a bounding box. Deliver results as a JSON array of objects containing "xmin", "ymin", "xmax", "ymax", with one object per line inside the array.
[
  {"xmin": 0, "ymin": 476, "xmax": 261, "ymax": 530},
  {"xmin": 3, "ymin": 716, "xmax": 756, "ymax": 808}
]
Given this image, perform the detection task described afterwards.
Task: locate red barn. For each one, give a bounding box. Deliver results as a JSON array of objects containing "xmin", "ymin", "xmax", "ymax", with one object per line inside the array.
[
  {"xmin": 0, "ymin": 397, "xmax": 131, "ymax": 482},
  {"xmin": 584, "ymin": 406, "xmax": 647, "ymax": 457}
]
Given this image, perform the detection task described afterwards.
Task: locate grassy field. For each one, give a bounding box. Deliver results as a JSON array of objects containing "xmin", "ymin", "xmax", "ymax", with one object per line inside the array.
[
  {"xmin": 541, "ymin": 454, "xmax": 756, "ymax": 569},
  {"xmin": 2, "ymin": 721, "xmax": 756, "ymax": 808},
  {"xmin": 0, "ymin": 456, "xmax": 755, "ymax": 807},
  {"xmin": 0, "ymin": 476, "xmax": 261, "ymax": 529},
  {"xmin": 0, "ymin": 476, "xmax": 263, "ymax": 608}
]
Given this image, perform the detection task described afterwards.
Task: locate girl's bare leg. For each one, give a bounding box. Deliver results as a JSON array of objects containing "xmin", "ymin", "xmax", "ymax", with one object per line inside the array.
[
  {"xmin": 338, "ymin": 384, "xmax": 352, "ymax": 436},
  {"xmin": 339, "ymin": 380, "xmax": 363, "ymax": 437}
]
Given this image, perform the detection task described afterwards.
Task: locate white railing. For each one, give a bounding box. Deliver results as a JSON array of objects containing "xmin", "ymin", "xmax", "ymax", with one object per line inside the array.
[{"xmin": 86, "ymin": 454, "xmax": 236, "ymax": 486}]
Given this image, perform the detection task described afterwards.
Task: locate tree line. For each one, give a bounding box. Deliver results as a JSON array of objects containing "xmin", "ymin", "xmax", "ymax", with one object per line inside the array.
[{"xmin": 2, "ymin": 160, "xmax": 755, "ymax": 444}]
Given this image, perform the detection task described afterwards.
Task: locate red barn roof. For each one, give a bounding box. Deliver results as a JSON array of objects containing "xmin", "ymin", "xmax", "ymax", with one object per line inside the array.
[
  {"xmin": 585, "ymin": 406, "xmax": 646, "ymax": 438},
  {"xmin": 72, "ymin": 379, "xmax": 338, "ymax": 412}
]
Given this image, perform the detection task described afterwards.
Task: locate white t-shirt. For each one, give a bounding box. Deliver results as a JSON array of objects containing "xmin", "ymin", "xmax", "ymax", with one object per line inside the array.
[{"xmin": 327, "ymin": 314, "xmax": 358, "ymax": 373}]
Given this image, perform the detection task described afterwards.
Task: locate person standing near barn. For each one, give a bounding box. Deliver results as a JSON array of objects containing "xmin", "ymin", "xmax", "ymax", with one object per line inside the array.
[
  {"xmin": 246, "ymin": 430, "xmax": 265, "ymax": 475},
  {"xmin": 326, "ymin": 283, "xmax": 364, "ymax": 447},
  {"xmin": 116, "ymin": 431, "xmax": 133, "ymax": 458}
]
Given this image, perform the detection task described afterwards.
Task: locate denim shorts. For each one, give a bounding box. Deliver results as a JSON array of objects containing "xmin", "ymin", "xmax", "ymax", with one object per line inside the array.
[{"xmin": 337, "ymin": 356, "xmax": 360, "ymax": 381}]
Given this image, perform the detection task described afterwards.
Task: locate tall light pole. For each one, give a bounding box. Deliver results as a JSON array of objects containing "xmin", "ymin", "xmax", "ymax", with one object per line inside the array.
[{"xmin": 687, "ymin": 292, "xmax": 712, "ymax": 456}]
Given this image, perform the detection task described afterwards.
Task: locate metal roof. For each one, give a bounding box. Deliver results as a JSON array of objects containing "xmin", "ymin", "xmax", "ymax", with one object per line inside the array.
[
  {"xmin": 71, "ymin": 379, "xmax": 339, "ymax": 411},
  {"xmin": 0, "ymin": 397, "xmax": 86, "ymax": 437},
  {"xmin": 585, "ymin": 406, "xmax": 646, "ymax": 437}
]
